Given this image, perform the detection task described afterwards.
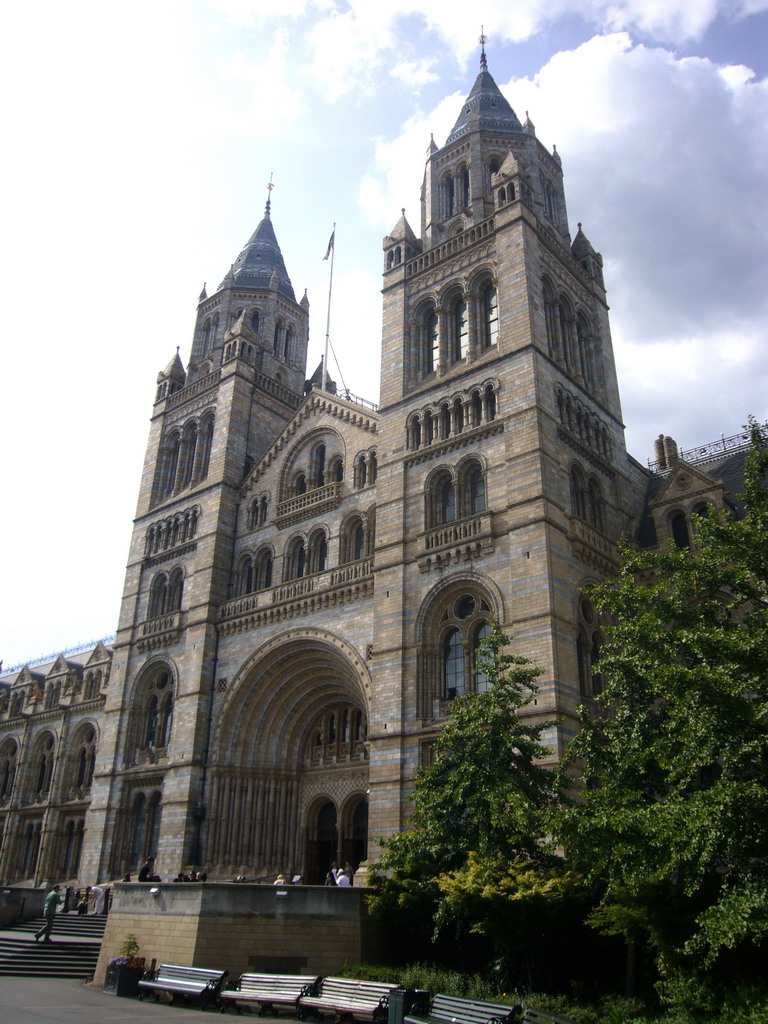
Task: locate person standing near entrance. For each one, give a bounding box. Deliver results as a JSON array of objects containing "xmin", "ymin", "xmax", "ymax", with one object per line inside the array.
[{"xmin": 34, "ymin": 884, "xmax": 62, "ymax": 942}]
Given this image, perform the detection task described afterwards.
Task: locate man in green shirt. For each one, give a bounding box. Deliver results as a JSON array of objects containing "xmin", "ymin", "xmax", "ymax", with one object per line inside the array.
[{"xmin": 34, "ymin": 884, "xmax": 61, "ymax": 942}]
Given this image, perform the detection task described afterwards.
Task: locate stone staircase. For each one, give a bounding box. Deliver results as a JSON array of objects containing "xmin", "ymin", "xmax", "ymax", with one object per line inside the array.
[{"xmin": 0, "ymin": 912, "xmax": 106, "ymax": 977}]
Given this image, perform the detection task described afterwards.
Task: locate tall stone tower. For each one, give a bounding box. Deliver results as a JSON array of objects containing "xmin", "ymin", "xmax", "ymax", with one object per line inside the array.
[
  {"xmin": 368, "ymin": 45, "xmax": 643, "ymax": 839},
  {"xmin": 72, "ymin": 48, "xmax": 648, "ymax": 883},
  {"xmin": 81, "ymin": 201, "xmax": 310, "ymax": 880}
]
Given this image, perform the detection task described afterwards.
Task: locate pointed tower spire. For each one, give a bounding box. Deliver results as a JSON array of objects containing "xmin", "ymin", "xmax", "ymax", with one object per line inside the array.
[
  {"xmin": 446, "ymin": 39, "xmax": 523, "ymax": 145},
  {"xmin": 219, "ymin": 180, "xmax": 296, "ymax": 300}
]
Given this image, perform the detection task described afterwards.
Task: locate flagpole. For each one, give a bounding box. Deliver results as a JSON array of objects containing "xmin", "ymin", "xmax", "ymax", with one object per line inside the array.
[{"xmin": 323, "ymin": 223, "xmax": 336, "ymax": 391}]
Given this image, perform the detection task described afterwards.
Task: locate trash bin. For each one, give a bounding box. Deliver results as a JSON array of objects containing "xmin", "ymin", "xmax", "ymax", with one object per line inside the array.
[{"xmin": 388, "ymin": 988, "xmax": 430, "ymax": 1024}]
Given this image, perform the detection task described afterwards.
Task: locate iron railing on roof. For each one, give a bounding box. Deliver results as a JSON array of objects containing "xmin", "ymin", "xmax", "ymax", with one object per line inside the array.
[
  {"xmin": 647, "ymin": 425, "xmax": 765, "ymax": 474},
  {"xmin": 2, "ymin": 634, "xmax": 116, "ymax": 675}
]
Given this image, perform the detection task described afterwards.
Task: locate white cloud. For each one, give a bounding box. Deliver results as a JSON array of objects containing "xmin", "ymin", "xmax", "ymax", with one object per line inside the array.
[
  {"xmin": 389, "ymin": 59, "xmax": 439, "ymax": 89},
  {"xmin": 203, "ymin": 0, "xmax": 768, "ymax": 95}
]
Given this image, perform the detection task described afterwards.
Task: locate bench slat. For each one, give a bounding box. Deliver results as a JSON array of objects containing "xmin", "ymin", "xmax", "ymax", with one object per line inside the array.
[
  {"xmin": 137, "ymin": 962, "xmax": 228, "ymax": 1004},
  {"xmin": 404, "ymin": 993, "xmax": 521, "ymax": 1024},
  {"xmin": 298, "ymin": 977, "xmax": 398, "ymax": 1021}
]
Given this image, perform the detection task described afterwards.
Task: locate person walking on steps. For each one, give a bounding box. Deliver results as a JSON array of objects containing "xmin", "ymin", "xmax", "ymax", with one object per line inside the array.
[{"xmin": 35, "ymin": 884, "xmax": 62, "ymax": 942}]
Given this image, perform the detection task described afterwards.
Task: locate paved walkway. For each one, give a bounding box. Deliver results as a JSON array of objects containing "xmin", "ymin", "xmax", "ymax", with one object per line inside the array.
[{"xmin": 0, "ymin": 975, "xmax": 279, "ymax": 1022}]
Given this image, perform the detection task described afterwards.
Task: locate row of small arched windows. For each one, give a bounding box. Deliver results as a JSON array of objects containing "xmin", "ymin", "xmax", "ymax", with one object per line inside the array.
[
  {"xmin": 234, "ymin": 513, "xmax": 375, "ymax": 594},
  {"xmin": 1, "ymin": 669, "xmax": 104, "ymax": 717},
  {"xmin": 0, "ymin": 726, "xmax": 97, "ymax": 806},
  {"xmin": 555, "ymin": 385, "xmax": 611, "ymax": 461},
  {"xmin": 407, "ymin": 384, "xmax": 497, "ymax": 450},
  {"xmin": 144, "ymin": 506, "xmax": 200, "ymax": 556}
]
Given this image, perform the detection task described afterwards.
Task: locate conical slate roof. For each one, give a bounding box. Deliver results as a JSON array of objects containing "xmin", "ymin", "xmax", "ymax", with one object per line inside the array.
[
  {"xmin": 446, "ymin": 56, "xmax": 523, "ymax": 146},
  {"xmin": 220, "ymin": 202, "xmax": 296, "ymax": 300}
]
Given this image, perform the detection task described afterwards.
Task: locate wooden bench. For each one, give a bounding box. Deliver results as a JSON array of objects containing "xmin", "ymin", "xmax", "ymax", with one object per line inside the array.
[
  {"xmin": 519, "ymin": 1011, "xmax": 576, "ymax": 1024},
  {"xmin": 404, "ymin": 993, "xmax": 522, "ymax": 1024},
  {"xmin": 138, "ymin": 962, "xmax": 228, "ymax": 1007},
  {"xmin": 220, "ymin": 973, "xmax": 320, "ymax": 1015},
  {"xmin": 298, "ymin": 977, "xmax": 399, "ymax": 1022}
]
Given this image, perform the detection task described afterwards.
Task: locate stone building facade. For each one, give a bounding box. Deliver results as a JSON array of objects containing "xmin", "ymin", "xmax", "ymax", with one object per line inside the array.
[{"xmin": 0, "ymin": 52, "xmax": 750, "ymax": 886}]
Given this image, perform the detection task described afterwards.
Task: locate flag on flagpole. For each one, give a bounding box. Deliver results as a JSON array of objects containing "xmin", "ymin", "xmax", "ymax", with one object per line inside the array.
[{"xmin": 323, "ymin": 230, "xmax": 335, "ymax": 260}]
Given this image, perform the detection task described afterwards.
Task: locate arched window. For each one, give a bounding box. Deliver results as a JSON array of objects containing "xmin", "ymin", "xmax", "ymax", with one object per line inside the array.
[
  {"xmin": 62, "ymin": 818, "xmax": 85, "ymax": 878},
  {"xmin": 284, "ymin": 325, "xmax": 294, "ymax": 362},
  {"xmin": 453, "ymin": 397, "xmax": 464, "ymax": 433},
  {"xmin": 307, "ymin": 530, "xmax": 328, "ymax": 574},
  {"xmin": 473, "ymin": 621, "xmax": 493, "ymax": 692},
  {"xmin": 588, "ymin": 479, "xmax": 605, "ymax": 532},
  {"xmin": 160, "ymin": 431, "xmax": 181, "ymax": 499},
  {"xmin": 459, "ymin": 166, "xmax": 469, "ymax": 208},
  {"xmin": 409, "ymin": 414, "xmax": 422, "ymax": 450},
  {"xmin": 352, "ymin": 523, "xmax": 365, "ymax": 560},
  {"xmin": 254, "ymin": 547, "xmax": 273, "ymax": 590},
  {"xmin": 202, "ymin": 318, "xmax": 212, "ymax": 355},
  {"xmin": 167, "ymin": 567, "xmax": 184, "ymax": 611},
  {"xmin": 421, "ymin": 306, "xmax": 438, "ymax": 375},
  {"xmin": 671, "ymin": 512, "xmax": 691, "ymax": 549},
  {"xmin": 424, "ymin": 410, "xmax": 434, "ymax": 445},
  {"xmin": 329, "ymin": 455, "xmax": 344, "ymax": 482},
  {"xmin": 544, "ymin": 180, "xmax": 558, "ymax": 223},
  {"xmin": 442, "ymin": 174, "xmax": 455, "ymax": 219},
  {"xmin": 138, "ymin": 669, "xmax": 174, "ymax": 754},
  {"xmin": 237, "ymin": 555, "xmax": 254, "ymax": 596},
  {"xmin": 0, "ymin": 741, "xmax": 17, "ymax": 802},
  {"xmin": 439, "ymin": 478, "xmax": 456, "ymax": 524},
  {"xmin": 75, "ymin": 727, "xmax": 96, "ymax": 790},
  {"xmin": 484, "ymin": 384, "xmax": 496, "ymax": 421},
  {"xmin": 570, "ymin": 465, "xmax": 587, "ymax": 521},
  {"xmin": 35, "ymin": 735, "xmax": 55, "ymax": 795},
  {"xmin": 542, "ymin": 278, "xmax": 559, "ymax": 360},
  {"xmin": 451, "ymin": 296, "xmax": 468, "ymax": 362},
  {"xmin": 178, "ymin": 420, "xmax": 198, "ymax": 490},
  {"xmin": 312, "ymin": 443, "xmax": 326, "ymax": 488},
  {"xmin": 251, "ymin": 310, "xmax": 260, "ymax": 333},
  {"xmin": 356, "ymin": 454, "xmax": 368, "ymax": 489},
  {"xmin": 481, "ymin": 282, "xmax": 499, "ymax": 348},
  {"xmin": 468, "ymin": 466, "xmax": 486, "ymax": 515},
  {"xmin": 197, "ymin": 415, "xmax": 214, "ymax": 480},
  {"xmin": 285, "ymin": 537, "xmax": 307, "ymax": 580},
  {"xmin": 341, "ymin": 516, "xmax": 367, "ymax": 563},
  {"xmin": 148, "ymin": 573, "xmax": 168, "ymax": 619},
  {"xmin": 145, "ymin": 697, "xmax": 159, "ymax": 747},
  {"xmin": 558, "ymin": 296, "xmax": 575, "ymax": 373},
  {"xmin": 273, "ymin": 320, "xmax": 284, "ymax": 354},
  {"xmin": 21, "ymin": 822, "xmax": 41, "ymax": 876},
  {"xmin": 577, "ymin": 597, "xmax": 605, "ymax": 698},
  {"xmin": 294, "ymin": 472, "xmax": 307, "ymax": 496},
  {"xmin": 444, "ymin": 628, "xmax": 465, "ymax": 699},
  {"xmin": 575, "ymin": 312, "xmax": 594, "ymax": 384}
]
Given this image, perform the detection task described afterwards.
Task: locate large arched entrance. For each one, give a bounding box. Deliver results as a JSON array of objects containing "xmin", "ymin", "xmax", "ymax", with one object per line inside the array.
[{"xmin": 207, "ymin": 629, "xmax": 370, "ymax": 880}]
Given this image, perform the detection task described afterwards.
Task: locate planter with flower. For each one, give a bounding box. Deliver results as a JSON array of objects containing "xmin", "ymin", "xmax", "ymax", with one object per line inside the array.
[{"xmin": 104, "ymin": 934, "xmax": 146, "ymax": 997}]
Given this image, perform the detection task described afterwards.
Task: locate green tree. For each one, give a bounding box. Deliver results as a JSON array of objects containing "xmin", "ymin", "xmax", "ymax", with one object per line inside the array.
[
  {"xmin": 368, "ymin": 623, "xmax": 558, "ymax": 954},
  {"xmin": 554, "ymin": 419, "xmax": 768, "ymax": 1006}
]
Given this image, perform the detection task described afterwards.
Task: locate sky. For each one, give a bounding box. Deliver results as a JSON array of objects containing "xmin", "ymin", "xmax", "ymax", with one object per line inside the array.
[{"xmin": 2, "ymin": 0, "xmax": 768, "ymax": 669}]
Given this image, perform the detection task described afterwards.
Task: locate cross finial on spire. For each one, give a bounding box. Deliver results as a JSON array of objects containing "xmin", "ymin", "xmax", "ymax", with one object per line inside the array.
[
  {"xmin": 479, "ymin": 27, "xmax": 488, "ymax": 69},
  {"xmin": 265, "ymin": 172, "xmax": 274, "ymax": 216}
]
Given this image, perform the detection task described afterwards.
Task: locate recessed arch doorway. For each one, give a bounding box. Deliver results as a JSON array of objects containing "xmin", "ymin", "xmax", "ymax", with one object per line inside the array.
[{"xmin": 207, "ymin": 630, "xmax": 370, "ymax": 881}]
